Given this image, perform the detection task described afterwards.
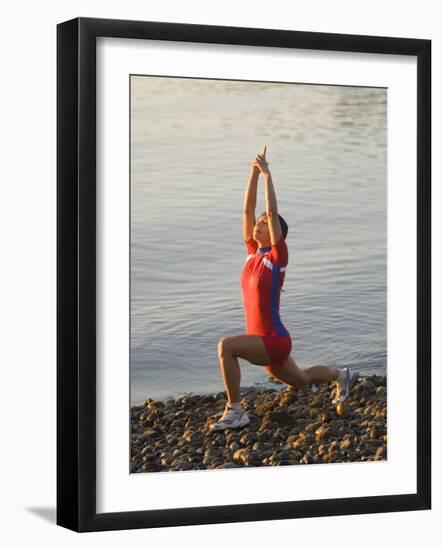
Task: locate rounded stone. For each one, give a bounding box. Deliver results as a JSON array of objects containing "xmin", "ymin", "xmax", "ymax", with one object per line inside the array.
[{"xmin": 336, "ymin": 403, "xmax": 346, "ymax": 417}]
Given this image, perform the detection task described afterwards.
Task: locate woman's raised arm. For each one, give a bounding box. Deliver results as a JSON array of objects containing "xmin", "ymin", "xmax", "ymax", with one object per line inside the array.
[
  {"xmin": 242, "ymin": 156, "xmax": 260, "ymax": 242},
  {"xmin": 253, "ymin": 146, "xmax": 282, "ymax": 246}
]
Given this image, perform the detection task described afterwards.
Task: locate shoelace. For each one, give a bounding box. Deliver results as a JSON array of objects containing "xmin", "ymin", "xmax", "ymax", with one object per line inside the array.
[{"xmin": 220, "ymin": 407, "xmax": 241, "ymax": 422}]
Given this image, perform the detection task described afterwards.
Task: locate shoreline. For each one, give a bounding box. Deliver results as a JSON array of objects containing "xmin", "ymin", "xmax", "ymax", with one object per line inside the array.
[{"xmin": 130, "ymin": 374, "xmax": 387, "ymax": 473}]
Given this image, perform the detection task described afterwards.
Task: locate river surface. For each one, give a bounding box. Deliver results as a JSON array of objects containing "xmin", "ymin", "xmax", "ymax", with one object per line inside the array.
[{"xmin": 130, "ymin": 76, "xmax": 387, "ymax": 405}]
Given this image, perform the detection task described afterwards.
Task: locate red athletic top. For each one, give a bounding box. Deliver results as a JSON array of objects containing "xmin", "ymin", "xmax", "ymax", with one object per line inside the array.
[{"xmin": 240, "ymin": 235, "xmax": 290, "ymax": 337}]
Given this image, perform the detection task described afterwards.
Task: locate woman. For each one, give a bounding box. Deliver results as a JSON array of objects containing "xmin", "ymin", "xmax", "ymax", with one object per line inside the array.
[{"xmin": 211, "ymin": 146, "xmax": 359, "ymax": 431}]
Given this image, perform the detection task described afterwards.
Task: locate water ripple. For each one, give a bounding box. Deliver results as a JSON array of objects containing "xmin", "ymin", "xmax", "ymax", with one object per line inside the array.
[{"xmin": 130, "ymin": 77, "xmax": 387, "ymax": 404}]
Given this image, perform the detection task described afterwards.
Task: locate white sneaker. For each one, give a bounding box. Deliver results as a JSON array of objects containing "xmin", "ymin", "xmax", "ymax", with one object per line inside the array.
[
  {"xmin": 332, "ymin": 367, "xmax": 359, "ymax": 404},
  {"xmin": 210, "ymin": 405, "xmax": 250, "ymax": 431}
]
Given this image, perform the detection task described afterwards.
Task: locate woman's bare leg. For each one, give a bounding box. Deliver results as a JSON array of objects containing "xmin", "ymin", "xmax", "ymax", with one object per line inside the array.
[
  {"xmin": 217, "ymin": 335, "xmax": 339, "ymax": 403},
  {"xmin": 266, "ymin": 355, "xmax": 339, "ymax": 389},
  {"xmin": 217, "ymin": 335, "xmax": 272, "ymax": 404}
]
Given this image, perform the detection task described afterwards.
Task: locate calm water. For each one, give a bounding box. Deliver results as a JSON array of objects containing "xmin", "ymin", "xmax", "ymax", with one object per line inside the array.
[{"xmin": 130, "ymin": 76, "xmax": 387, "ymax": 405}]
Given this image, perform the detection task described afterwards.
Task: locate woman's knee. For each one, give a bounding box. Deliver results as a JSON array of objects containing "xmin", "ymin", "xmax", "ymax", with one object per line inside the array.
[
  {"xmin": 265, "ymin": 364, "xmax": 288, "ymax": 381},
  {"xmin": 217, "ymin": 336, "xmax": 233, "ymax": 358},
  {"xmin": 291, "ymin": 367, "xmax": 309, "ymax": 389},
  {"xmin": 266, "ymin": 363, "xmax": 307, "ymax": 390},
  {"xmin": 296, "ymin": 371, "xmax": 309, "ymax": 389}
]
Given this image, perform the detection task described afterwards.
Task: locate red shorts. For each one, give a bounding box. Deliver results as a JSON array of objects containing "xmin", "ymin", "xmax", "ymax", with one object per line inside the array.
[{"xmin": 261, "ymin": 334, "xmax": 292, "ymax": 368}]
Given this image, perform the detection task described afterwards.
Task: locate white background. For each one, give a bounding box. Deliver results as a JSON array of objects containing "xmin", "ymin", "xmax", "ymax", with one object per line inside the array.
[{"xmin": 0, "ymin": 0, "xmax": 440, "ymax": 547}]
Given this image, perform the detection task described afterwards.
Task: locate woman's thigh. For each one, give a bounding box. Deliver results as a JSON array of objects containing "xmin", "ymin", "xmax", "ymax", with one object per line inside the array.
[{"xmin": 218, "ymin": 334, "xmax": 271, "ymax": 366}]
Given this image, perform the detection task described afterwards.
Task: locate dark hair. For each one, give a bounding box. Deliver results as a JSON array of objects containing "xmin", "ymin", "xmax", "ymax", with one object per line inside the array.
[
  {"xmin": 279, "ymin": 214, "xmax": 289, "ymax": 292},
  {"xmin": 278, "ymin": 214, "xmax": 288, "ymax": 240}
]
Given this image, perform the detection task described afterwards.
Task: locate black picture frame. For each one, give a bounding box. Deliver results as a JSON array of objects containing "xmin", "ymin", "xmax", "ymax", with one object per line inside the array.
[{"xmin": 57, "ymin": 17, "xmax": 431, "ymax": 532}]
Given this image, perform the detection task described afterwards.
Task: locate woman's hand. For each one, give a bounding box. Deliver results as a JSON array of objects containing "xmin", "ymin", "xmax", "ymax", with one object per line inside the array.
[
  {"xmin": 250, "ymin": 159, "xmax": 260, "ymax": 176},
  {"xmin": 252, "ymin": 146, "xmax": 270, "ymax": 176}
]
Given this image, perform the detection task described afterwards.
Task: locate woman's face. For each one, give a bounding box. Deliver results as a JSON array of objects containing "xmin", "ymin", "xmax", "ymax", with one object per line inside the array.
[{"xmin": 253, "ymin": 213, "xmax": 271, "ymax": 246}]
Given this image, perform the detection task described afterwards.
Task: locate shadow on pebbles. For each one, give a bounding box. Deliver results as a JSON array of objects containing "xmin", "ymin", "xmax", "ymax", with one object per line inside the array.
[{"xmin": 130, "ymin": 375, "xmax": 387, "ymax": 473}]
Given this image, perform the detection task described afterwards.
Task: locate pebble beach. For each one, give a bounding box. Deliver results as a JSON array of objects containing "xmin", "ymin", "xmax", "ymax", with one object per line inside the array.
[{"xmin": 130, "ymin": 375, "xmax": 387, "ymax": 473}]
